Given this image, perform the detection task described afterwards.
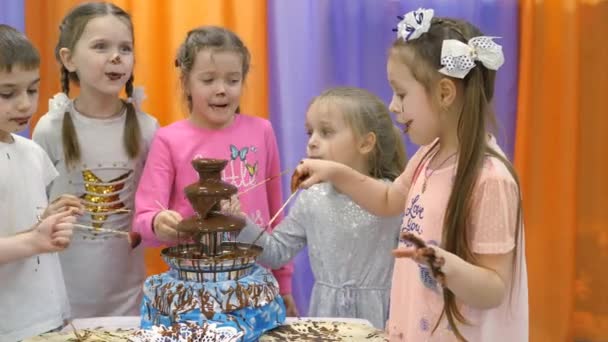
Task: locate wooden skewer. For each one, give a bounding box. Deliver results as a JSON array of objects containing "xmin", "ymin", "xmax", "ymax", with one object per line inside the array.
[
  {"xmin": 245, "ymin": 190, "xmax": 300, "ymax": 249},
  {"xmin": 36, "ymin": 206, "xmax": 131, "ymax": 213},
  {"xmin": 238, "ymin": 169, "xmax": 292, "ymax": 196},
  {"xmin": 155, "ymin": 200, "xmax": 167, "ymax": 210},
  {"xmin": 73, "ymin": 224, "xmax": 142, "ymax": 249}
]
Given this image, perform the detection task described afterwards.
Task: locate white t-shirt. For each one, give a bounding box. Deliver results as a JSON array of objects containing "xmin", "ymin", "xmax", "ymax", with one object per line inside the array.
[
  {"xmin": 0, "ymin": 134, "xmax": 70, "ymax": 341},
  {"xmin": 32, "ymin": 100, "xmax": 158, "ymax": 318}
]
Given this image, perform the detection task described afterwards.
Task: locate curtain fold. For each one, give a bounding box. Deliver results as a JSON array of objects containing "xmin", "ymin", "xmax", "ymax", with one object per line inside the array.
[{"xmin": 515, "ymin": 0, "xmax": 608, "ymax": 341}]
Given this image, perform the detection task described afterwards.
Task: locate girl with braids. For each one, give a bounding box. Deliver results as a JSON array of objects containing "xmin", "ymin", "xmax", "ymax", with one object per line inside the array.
[
  {"xmin": 296, "ymin": 8, "xmax": 527, "ymax": 341},
  {"xmin": 32, "ymin": 2, "xmax": 158, "ymax": 318}
]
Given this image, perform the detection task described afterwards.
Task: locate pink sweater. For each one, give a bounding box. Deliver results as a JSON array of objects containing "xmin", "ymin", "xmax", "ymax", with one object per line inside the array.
[{"xmin": 133, "ymin": 115, "xmax": 293, "ymax": 294}]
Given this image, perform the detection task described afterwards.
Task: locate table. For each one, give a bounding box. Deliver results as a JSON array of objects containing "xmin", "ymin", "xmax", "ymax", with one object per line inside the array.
[{"xmin": 62, "ymin": 316, "xmax": 374, "ymax": 332}]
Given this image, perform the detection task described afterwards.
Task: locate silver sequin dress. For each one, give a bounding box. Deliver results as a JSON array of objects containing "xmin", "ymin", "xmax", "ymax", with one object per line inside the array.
[{"xmin": 237, "ymin": 182, "xmax": 402, "ymax": 329}]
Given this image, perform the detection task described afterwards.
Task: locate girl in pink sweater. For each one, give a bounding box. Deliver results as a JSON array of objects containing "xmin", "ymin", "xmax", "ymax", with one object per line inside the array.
[{"xmin": 133, "ymin": 26, "xmax": 295, "ymax": 315}]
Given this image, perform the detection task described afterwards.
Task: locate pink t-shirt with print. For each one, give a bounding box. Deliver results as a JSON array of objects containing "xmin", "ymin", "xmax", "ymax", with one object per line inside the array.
[{"xmin": 387, "ymin": 138, "xmax": 528, "ymax": 341}]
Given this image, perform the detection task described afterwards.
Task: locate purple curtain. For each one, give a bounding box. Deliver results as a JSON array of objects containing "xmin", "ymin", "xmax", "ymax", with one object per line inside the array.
[
  {"xmin": 267, "ymin": 0, "xmax": 520, "ymax": 314},
  {"xmin": 0, "ymin": 0, "xmax": 28, "ymax": 138}
]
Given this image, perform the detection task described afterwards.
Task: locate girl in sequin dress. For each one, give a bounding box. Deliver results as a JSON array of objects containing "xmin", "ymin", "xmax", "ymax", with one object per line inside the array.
[
  {"xmin": 237, "ymin": 87, "xmax": 406, "ymax": 329},
  {"xmin": 32, "ymin": 2, "xmax": 159, "ymax": 318},
  {"xmin": 296, "ymin": 9, "xmax": 528, "ymax": 342}
]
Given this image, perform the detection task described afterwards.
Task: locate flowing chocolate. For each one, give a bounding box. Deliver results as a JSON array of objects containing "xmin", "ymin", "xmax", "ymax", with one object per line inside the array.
[
  {"xmin": 161, "ymin": 158, "xmax": 262, "ymax": 282},
  {"xmin": 290, "ymin": 169, "xmax": 309, "ymax": 193}
]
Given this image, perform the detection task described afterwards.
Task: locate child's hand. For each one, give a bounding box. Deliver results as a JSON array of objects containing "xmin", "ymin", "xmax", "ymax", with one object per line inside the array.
[
  {"xmin": 42, "ymin": 194, "xmax": 84, "ymax": 219},
  {"xmin": 294, "ymin": 159, "xmax": 344, "ymax": 189},
  {"xmin": 220, "ymin": 195, "xmax": 244, "ymax": 218},
  {"xmin": 31, "ymin": 210, "xmax": 76, "ymax": 253},
  {"xmin": 393, "ymin": 232, "xmax": 446, "ymax": 286},
  {"xmin": 282, "ymin": 294, "xmax": 299, "ymax": 317},
  {"xmin": 153, "ymin": 210, "xmax": 183, "ymax": 242}
]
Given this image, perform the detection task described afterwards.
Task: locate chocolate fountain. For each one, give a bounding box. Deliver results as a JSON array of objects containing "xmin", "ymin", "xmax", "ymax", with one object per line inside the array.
[{"xmin": 161, "ymin": 158, "xmax": 262, "ymax": 282}]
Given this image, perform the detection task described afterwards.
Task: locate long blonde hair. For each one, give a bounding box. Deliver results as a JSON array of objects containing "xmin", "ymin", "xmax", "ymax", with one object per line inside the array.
[
  {"xmin": 55, "ymin": 2, "xmax": 141, "ymax": 168},
  {"xmin": 391, "ymin": 17, "xmax": 522, "ymax": 340}
]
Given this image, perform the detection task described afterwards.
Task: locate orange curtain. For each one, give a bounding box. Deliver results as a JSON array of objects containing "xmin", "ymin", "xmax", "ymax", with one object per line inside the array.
[
  {"xmin": 25, "ymin": 0, "xmax": 269, "ymax": 276},
  {"xmin": 515, "ymin": 0, "xmax": 608, "ymax": 341}
]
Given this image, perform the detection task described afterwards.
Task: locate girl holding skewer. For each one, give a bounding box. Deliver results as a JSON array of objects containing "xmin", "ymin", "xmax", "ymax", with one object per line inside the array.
[
  {"xmin": 237, "ymin": 87, "xmax": 406, "ymax": 329},
  {"xmin": 132, "ymin": 26, "xmax": 296, "ymax": 315}
]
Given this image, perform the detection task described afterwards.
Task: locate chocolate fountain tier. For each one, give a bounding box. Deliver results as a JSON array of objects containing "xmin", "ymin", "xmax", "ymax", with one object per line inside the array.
[
  {"xmin": 176, "ymin": 211, "xmax": 246, "ymax": 234},
  {"xmin": 186, "ymin": 158, "xmax": 238, "ymax": 218},
  {"xmin": 161, "ymin": 243, "xmax": 263, "ymax": 282}
]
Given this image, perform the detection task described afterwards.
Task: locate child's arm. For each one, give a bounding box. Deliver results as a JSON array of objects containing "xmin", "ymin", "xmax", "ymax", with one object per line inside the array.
[
  {"xmin": 395, "ymin": 240, "xmax": 513, "ymax": 309},
  {"xmin": 133, "ymin": 132, "xmax": 180, "ymax": 246},
  {"xmin": 236, "ymin": 196, "xmax": 307, "ymax": 270},
  {"xmin": 0, "ymin": 211, "xmax": 75, "ymax": 264},
  {"xmin": 441, "ymin": 249, "xmax": 513, "ymax": 309},
  {"xmin": 296, "ymin": 159, "xmax": 406, "ymax": 216},
  {"xmin": 264, "ymin": 124, "xmax": 295, "ymax": 296}
]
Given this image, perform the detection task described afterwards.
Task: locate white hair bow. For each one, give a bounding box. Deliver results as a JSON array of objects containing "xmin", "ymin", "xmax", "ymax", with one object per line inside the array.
[
  {"xmin": 439, "ymin": 36, "xmax": 505, "ymax": 79},
  {"xmin": 127, "ymin": 86, "xmax": 146, "ymax": 112},
  {"xmin": 395, "ymin": 8, "xmax": 434, "ymax": 42},
  {"xmin": 48, "ymin": 92, "xmax": 71, "ymax": 118}
]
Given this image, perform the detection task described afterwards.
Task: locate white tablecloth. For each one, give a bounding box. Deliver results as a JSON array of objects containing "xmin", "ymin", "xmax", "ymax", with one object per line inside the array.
[{"xmin": 62, "ymin": 316, "xmax": 373, "ymax": 332}]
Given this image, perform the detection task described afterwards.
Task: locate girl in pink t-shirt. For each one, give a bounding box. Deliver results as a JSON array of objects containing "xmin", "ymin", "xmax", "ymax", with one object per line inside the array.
[
  {"xmin": 133, "ymin": 26, "xmax": 296, "ymax": 315},
  {"xmin": 296, "ymin": 8, "xmax": 528, "ymax": 342}
]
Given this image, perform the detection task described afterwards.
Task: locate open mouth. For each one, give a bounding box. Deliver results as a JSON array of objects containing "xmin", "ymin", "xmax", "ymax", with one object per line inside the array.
[
  {"xmin": 11, "ymin": 116, "xmax": 31, "ymax": 126},
  {"xmin": 106, "ymin": 72, "xmax": 125, "ymax": 81},
  {"xmin": 210, "ymin": 104, "xmax": 229, "ymax": 110},
  {"xmin": 403, "ymin": 120, "xmax": 413, "ymax": 133}
]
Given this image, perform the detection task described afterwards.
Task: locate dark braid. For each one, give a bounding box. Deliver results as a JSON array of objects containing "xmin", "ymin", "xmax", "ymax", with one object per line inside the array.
[
  {"xmin": 60, "ymin": 65, "xmax": 70, "ymax": 94},
  {"xmin": 60, "ymin": 65, "xmax": 80, "ymax": 168},
  {"xmin": 123, "ymin": 75, "xmax": 142, "ymax": 159}
]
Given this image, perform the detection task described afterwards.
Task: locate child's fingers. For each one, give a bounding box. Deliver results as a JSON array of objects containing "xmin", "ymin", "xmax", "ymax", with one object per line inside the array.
[
  {"xmin": 153, "ymin": 211, "xmax": 183, "ymax": 242},
  {"xmin": 53, "ymin": 195, "xmax": 84, "ymax": 210},
  {"xmin": 433, "ymin": 271, "xmax": 446, "ymax": 286},
  {"xmin": 219, "ymin": 199, "xmax": 229, "ymax": 210},
  {"xmin": 44, "ymin": 209, "xmax": 76, "ymax": 225},
  {"xmin": 166, "ymin": 210, "xmax": 183, "ymax": 223},
  {"xmin": 297, "ymin": 173, "xmax": 316, "ymax": 189},
  {"xmin": 52, "ymin": 221, "xmax": 74, "ymax": 234},
  {"xmin": 158, "ymin": 224, "xmax": 179, "ymax": 242},
  {"xmin": 230, "ymin": 195, "xmax": 241, "ymax": 213},
  {"xmin": 292, "ymin": 162, "xmax": 313, "ymax": 190},
  {"xmin": 431, "ymin": 255, "xmax": 445, "ymax": 269},
  {"xmin": 57, "ymin": 215, "xmax": 77, "ymax": 225},
  {"xmin": 294, "ymin": 161, "xmax": 307, "ymax": 178},
  {"xmin": 51, "ymin": 237, "xmax": 71, "ymax": 249},
  {"xmin": 417, "ymin": 247, "xmax": 446, "ymax": 285},
  {"xmin": 51, "ymin": 232, "xmax": 73, "ymax": 244},
  {"xmin": 392, "ymin": 247, "xmax": 417, "ymax": 258},
  {"xmin": 400, "ymin": 232, "xmax": 426, "ymax": 248}
]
